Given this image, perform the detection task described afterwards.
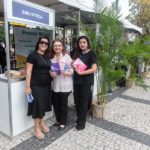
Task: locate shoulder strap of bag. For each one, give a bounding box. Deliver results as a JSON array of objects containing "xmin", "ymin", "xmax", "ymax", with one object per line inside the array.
[{"xmin": 37, "ymin": 53, "xmax": 50, "ymax": 66}]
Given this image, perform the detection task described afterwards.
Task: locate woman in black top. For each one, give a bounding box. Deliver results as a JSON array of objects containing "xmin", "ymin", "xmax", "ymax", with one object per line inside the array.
[
  {"xmin": 73, "ymin": 36, "xmax": 97, "ymax": 130},
  {"xmin": 25, "ymin": 36, "xmax": 52, "ymax": 139}
]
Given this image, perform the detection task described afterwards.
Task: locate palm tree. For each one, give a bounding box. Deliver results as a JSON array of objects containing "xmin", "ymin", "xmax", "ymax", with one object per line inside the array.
[
  {"xmin": 81, "ymin": 0, "xmax": 126, "ymax": 104},
  {"xmin": 120, "ymin": 38, "xmax": 149, "ymax": 89}
]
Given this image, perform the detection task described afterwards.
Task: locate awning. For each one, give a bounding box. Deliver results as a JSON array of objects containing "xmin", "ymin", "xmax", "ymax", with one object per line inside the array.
[
  {"xmin": 59, "ymin": 0, "xmax": 112, "ymax": 12},
  {"xmin": 27, "ymin": 0, "xmax": 96, "ymax": 12},
  {"xmin": 58, "ymin": 0, "xmax": 90, "ymax": 12},
  {"xmin": 28, "ymin": 0, "xmax": 112, "ymax": 12},
  {"xmin": 58, "ymin": 0, "xmax": 142, "ymax": 33},
  {"xmin": 24, "ymin": 0, "xmax": 94, "ymax": 27},
  {"xmin": 119, "ymin": 18, "xmax": 142, "ymax": 34},
  {"xmin": 59, "ymin": 0, "xmax": 95, "ymax": 12},
  {"xmin": 5, "ymin": 0, "xmax": 142, "ymax": 33}
]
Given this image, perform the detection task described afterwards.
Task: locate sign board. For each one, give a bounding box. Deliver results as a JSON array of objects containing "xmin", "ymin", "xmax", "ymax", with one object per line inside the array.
[
  {"xmin": 14, "ymin": 27, "xmax": 53, "ymax": 57},
  {"xmin": 6, "ymin": 0, "xmax": 55, "ymax": 27}
]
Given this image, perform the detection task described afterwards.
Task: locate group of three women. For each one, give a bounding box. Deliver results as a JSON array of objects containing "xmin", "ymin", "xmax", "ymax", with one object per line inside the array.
[{"xmin": 25, "ymin": 35, "xmax": 97, "ymax": 139}]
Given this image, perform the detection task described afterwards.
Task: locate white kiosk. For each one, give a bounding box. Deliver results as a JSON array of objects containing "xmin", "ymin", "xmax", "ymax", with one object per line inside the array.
[{"xmin": 0, "ymin": 0, "xmax": 55, "ymax": 138}]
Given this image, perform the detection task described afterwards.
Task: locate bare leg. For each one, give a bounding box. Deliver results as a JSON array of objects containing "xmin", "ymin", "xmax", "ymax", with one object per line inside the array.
[
  {"xmin": 40, "ymin": 118, "xmax": 49, "ymax": 133},
  {"xmin": 34, "ymin": 118, "xmax": 44, "ymax": 139}
]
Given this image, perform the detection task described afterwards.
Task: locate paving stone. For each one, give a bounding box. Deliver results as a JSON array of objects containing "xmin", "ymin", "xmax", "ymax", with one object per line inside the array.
[
  {"xmin": 46, "ymin": 123, "xmax": 150, "ymax": 150},
  {"xmin": 1, "ymin": 79, "xmax": 150, "ymax": 150},
  {"xmin": 0, "ymin": 119, "xmax": 54, "ymax": 150}
]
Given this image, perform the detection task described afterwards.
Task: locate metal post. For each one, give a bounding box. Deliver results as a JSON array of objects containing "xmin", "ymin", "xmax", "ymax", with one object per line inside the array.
[
  {"xmin": 116, "ymin": 0, "xmax": 119, "ymax": 13},
  {"xmin": 96, "ymin": 23, "xmax": 100, "ymax": 36},
  {"xmin": 63, "ymin": 27, "xmax": 65, "ymax": 43},
  {"xmin": 78, "ymin": 9, "xmax": 81, "ymax": 37},
  {"xmin": 3, "ymin": 0, "xmax": 13, "ymax": 139}
]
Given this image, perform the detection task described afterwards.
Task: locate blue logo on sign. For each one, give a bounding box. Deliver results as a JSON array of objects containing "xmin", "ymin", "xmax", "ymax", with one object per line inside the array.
[{"xmin": 12, "ymin": 1, "xmax": 49, "ymax": 25}]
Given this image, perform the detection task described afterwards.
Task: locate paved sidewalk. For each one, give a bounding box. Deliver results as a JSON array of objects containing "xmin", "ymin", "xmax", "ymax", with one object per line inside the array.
[{"xmin": 1, "ymin": 79, "xmax": 150, "ymax": 150}]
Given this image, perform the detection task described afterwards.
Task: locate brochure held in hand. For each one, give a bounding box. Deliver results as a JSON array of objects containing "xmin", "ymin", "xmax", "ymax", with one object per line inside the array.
[
  {"xmin": 73, "ymin": 58, "xmax": 87, "ymax": 72},
  {"xmin": 50, "ymin": 63, "xmax": 61, "ymax": 75},
  {"xmin": 26, "ymin": 93, "xmax": 34, "ymax": 103}
]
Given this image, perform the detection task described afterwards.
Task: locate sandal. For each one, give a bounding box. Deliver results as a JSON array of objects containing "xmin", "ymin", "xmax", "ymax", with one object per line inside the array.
[
  {"xmin": 40, "ymin": 125, "xmax": 49, "ymax": 133},
  {"xmin": 34, "ymin": 131, "xmax": 45, "ymax": 140},
  {"xmin": 58, "ymin": 124, "xmax": 66, "ymax": 130}
]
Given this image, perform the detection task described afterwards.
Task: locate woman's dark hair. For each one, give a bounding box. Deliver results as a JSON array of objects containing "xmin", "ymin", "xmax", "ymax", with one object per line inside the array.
[
  {"xmin": 73, "ymin": 36, "xmax": 91, "ymax": 59},
  {"xmin": 35, "ymin": 36, "xmax": 50, "ymax": 58},
  {"xmin": 49, "ymin": 38, "xmax": 66, "ymax": 59}
]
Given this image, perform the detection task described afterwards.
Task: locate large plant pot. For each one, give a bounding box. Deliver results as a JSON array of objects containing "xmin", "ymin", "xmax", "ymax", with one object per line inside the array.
[
  {"xmin": 92, "ymin": 100, "xmax": 106, "ymax": 118},
  {"xmin": 141, "ymin": 71, "xmax": 150, "ymax": 78},
  {"xmin": 126, "ymin": 79, "xmax": 135, "ymax": 88}
]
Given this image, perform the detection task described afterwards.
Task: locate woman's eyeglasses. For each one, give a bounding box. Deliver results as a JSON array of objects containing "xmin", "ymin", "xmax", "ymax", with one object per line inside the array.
[{"xmin": 39, "ymin": 41, "xmax": 49, "ymax": 46}]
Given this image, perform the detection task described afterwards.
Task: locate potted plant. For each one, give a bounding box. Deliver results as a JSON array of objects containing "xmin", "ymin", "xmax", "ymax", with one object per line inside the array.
[
  {"xmin": 140, "ymin": 35, "xmax": 150, "ymax": 78},
  {"xmin": 120, "ymin": 39, "xmax": 149, "ymax": 89},
  {"xmin": 141, "ymin": 58, "xmax": 150, "ymax": 78}
]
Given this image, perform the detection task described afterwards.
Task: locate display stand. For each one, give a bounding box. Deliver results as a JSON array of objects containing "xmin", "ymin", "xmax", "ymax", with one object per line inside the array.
[{"xmin": 0, "ymin": 0, "xmax": 55, "ymax": 138}]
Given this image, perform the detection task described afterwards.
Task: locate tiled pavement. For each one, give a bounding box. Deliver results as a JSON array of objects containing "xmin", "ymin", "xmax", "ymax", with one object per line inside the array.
[{"xmin": 1, "ymin": 79, "xmax": 150, "ymax": 150}]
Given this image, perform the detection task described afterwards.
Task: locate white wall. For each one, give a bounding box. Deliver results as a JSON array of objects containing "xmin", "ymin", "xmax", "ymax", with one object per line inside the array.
[{"xmin": 0, "ymin": 81, "xmax": 10, "ymax": 136}]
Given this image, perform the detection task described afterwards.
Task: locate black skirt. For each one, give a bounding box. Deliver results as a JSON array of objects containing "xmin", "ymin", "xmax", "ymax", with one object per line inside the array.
[{"xmin": 27, "ymin": 83, "xmax": 52, "ymax": 119}]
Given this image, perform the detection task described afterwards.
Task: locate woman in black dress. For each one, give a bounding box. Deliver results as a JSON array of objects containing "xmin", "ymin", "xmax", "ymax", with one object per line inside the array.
[
  {"xmin": 25, "ymin": 36, "xmax": 52, "ymax": 139},
  {"xmin": 73, "ymin": 36, "xmax": 97, "ymax": 130}
]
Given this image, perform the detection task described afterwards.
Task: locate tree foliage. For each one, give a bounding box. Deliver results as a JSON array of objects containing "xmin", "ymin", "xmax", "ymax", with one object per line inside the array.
[{"xmin": 129, "ymin": 0, "xmax": 150, "ymax": 34}]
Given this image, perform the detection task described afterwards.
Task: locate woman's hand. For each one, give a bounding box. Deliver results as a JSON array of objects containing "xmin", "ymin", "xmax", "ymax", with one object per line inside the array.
[
  {"xmin": 50, "ymin": 71, "xmax": 57, "ymax": 78},
  {"xmin": 61, "ymin": 71, "xmax": 69, "ymax": 76},
  {"xmin": 75, "ymin": 69, "xmax": 84, "ymax": 75},
  {"xmin": 71, "ymin": 60, "xmax": 75, "ymax": 66},
  {"xmin": 75, "ymin": 64, "xmax": 97, "ymax": 75},
  {"xmin": 25, "ymin": 86, "xmax": 31, "ymax": 95}
]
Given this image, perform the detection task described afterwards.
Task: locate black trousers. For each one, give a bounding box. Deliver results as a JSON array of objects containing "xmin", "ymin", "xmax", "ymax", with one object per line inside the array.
[
  {"xmin": 52, "ymin": 91, "xmax": 70, "ymax": 125},
  {"xmin": 74, "ymin": 84, "xmax": 92, "ymax": 128}
]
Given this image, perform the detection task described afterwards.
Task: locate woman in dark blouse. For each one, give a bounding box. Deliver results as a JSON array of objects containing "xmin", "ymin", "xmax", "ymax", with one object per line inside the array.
[
  {"xmin": 73, "ymin": 36, "xmax": 97, "ymax": 130},
  {"xmin": 25, "ymin": 36, "xmax": 52, "ymax": 139}
]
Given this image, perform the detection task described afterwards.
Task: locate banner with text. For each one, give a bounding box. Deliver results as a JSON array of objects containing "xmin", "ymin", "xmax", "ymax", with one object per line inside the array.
[
  {"xmin": 14, "ymin": 27, "xmax": 53, "ymax": 57},
  {"xmin": 6, "ymin": 0, "xmax": 55, "ymax": 27}
]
